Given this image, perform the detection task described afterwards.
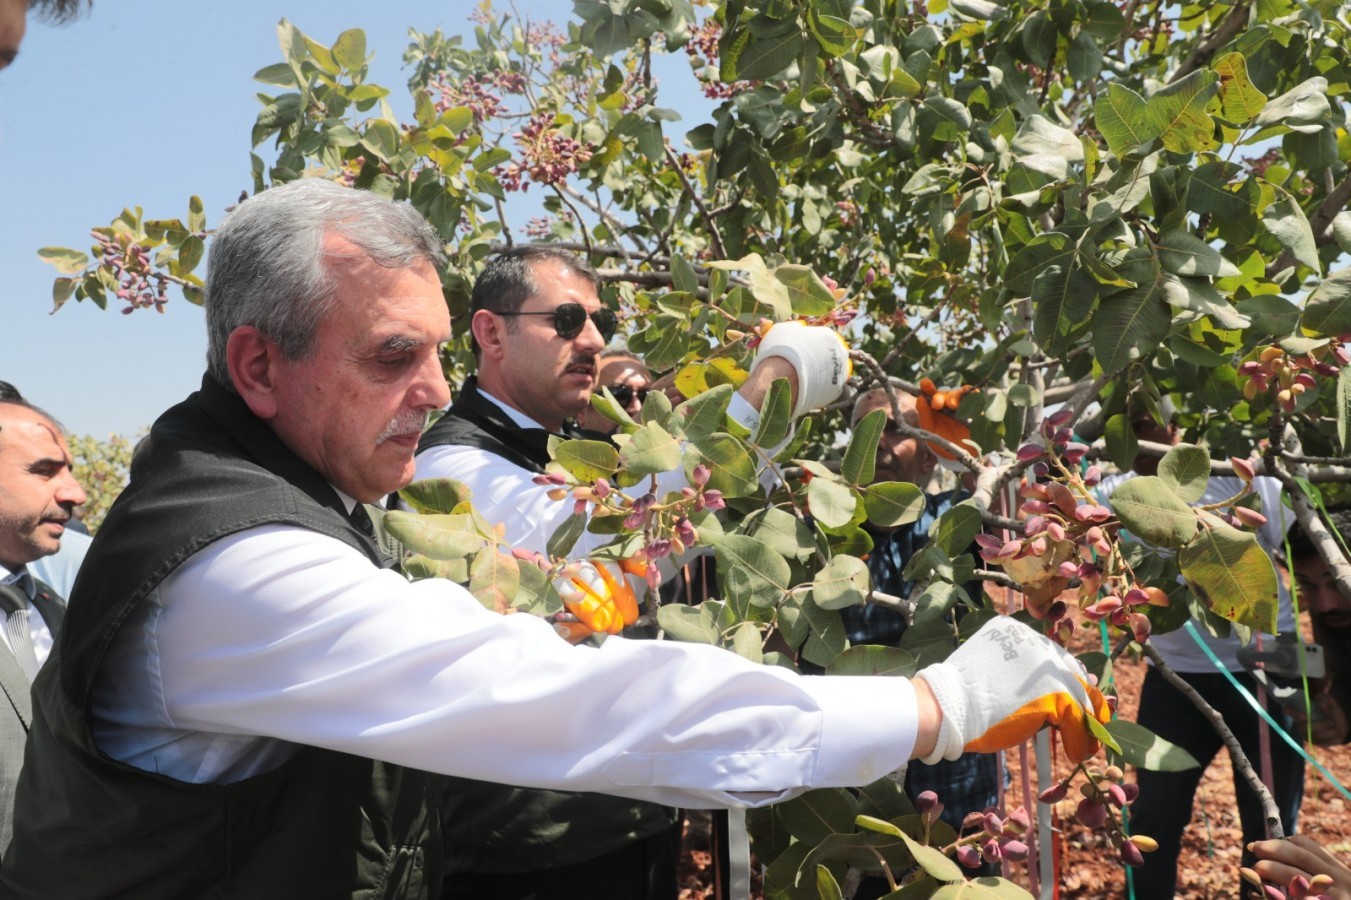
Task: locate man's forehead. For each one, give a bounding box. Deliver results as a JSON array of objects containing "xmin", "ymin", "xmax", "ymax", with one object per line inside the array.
[
  {"xmin": 527, "ymin": 259, "xmax": 599, "ymax": 304},
  {"xmin": 0, "ymin": 411, "xmax": 66, "ymax": 458}
]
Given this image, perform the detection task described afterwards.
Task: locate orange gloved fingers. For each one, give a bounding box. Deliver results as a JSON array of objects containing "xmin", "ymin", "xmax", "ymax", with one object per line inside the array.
[
  {"xmin": 915, "ymin": 389, "xmax": 975, "ymax": 462},
  {"xmin": 555, "ymin": 561, "xmax": 643, "ymax": 635},
  {"xmin": 592, "ymin": 561, "xmax": 640, "ymax": 627},
  {"xmin": 964, "ymin": 678, "xmax": 1112, "ymax": 763},
  {"xmin": 553, "ymin": 618, "xmax": 596, "ymax": 644}
]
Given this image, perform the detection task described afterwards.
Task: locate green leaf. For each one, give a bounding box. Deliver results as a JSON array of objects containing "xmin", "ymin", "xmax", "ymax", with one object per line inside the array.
[
  {"xmin": 546, "ymin": 511, "xmax": 587, "ymax": 559},
  {"xmin": 402, "ymin": 553, "xmax": 468, "ymax": 583},
  {"xmin": 657, "ymin": 604, "xmax": 720, "ymax": 644},
  {"xmin": 253, "ymin": 62, "xmax": 297, "ymax": 87},
  {"xmin": 188, "ymin": 195, "xmax": 206, "ymax": 234},
  {"xmin": 513, "ymin": 558, "xmax": 562, "ymax": 616},
  {"xmin": 1004, "ymin": 232, "xmax": 1076, "ymax": 293},
  {"xmin": 842, "ymin": 410, "xmax": 885, "ymax": 486},
  {"xmin": 1011, "ymin": 115, "xmax": 1084, "ymax": 162},
  {"xmin": 362, "ymin": 119, "xmax": 400, "ymax": 162},
  {"xmin": 37, "ymin": 247, "xmax": 90, "ymax": 275},
  {"xmin": 1299, "ymin": 268, "xmax": 1351, "ymax": 338},
  {"xmin": 468, "ymin": 548, "xmax": 520, "ymax": 613},
  {"xmin": 381, "ymin": 510, "xmax": 484, "ymax": 559},
  {"xmin": 918, "ymin": 96, "xmax": 972, "ymax": 142},
  {"xmin": 812, "ymin": 554, "xmax": 870, "ymax": 610},
  {"xmin": 1111, "ymin": 476, "xmax": 1199, "ymax": 548},
  {"xmin": 1032, "ymin": 266, "xmax": 1097, "ymax": 355},
  {"xmin": 1157, "ymin": 230, "xmax": 1241, "ymax": 278},
  {"xmin": 51, "ymin": 277, "xmax": 77, "ymax": 312},
  {"xmin": 816, "ymin": 866, "xmax": 843, "ymax": 900},
  {"xmin": 774, "ymin": 264, "xmax": 838, "ymax": 316},
  {"xmin": 675, "ymin": 383, "xmax": 735, "ymax": 440},
  {"xmin": 777, "ymin": 788, "xmax": 859, "ymax": 843},
  {"xmin": 732, "ymin": 30, "xmax": 806, "ymax": 81},
  {"xmin": 1020, "ymin": 11, "xmax": 1057, "ymax": 68},
  {"xmin": 898, "ymin": 830, "xmax": 965, "ymax": 883},
  {"xmin": 930, "ymin": 500, "xmax": 983, "ymax": 557},
  {"xmin": 730, "ymin": 621, "xmax": 765, "ymax": 663},
  {"xmin": 862, "ymin": 482, "xmax": 925, "ymax": 528},
  {"xmin": 744, "ymin": 507, "xmax": 817, "ymax": 561},
  {"xmin": 807, "ymin": 476, "xmax": 860, "ymax": 530},
  {"xmin": 1158, "ymin": 444, "xmax": 1211, "ymax": 505},
  {"xmin": 1086, "ymin": 714, "xmax": 1123, "ymax": 755},
  {"xmin": 331, "ymin": 28, "xmax": 367, "ymax": 71},
  {"xmin": 1144, "ymin": 69, "xmax": 1219, "ymax": 154},
  {"xmin": 1211, "ymin": 52, "xmax": 1266, "ymax": 125},
  {"xmin": 671, "ymin": 255, "xmax": 699, "ymax": 295},
  {"xmin": 399, "ymin": 478, "xmax": 472, "ymax": 515},
  {"xmin": 1094, "ymin": 84, "xmax": 1153, "ymax": 157},
  {"xmin": 753, "ymin": 378, "xmax": 793, "ymax": 449},
  {"xmin": 711, "ymin": 534, "xmax": 793, "ymax": 607},
  {"xmin": 1179, "ymin": 519, "xmax": 1280, "ymax": 632},
  {"xmin": 556, "ymin": 439, "xmax": 620, "ymax": 483},
  {"xmin": 1251, "ymin": 76, "xmax": 1329, "ymax": 133},
  {"xmin": 1092, "ymin": 279, "xmax": 1171, "ymax": 373},
  {"xmin": 827, "ymin": 645, "xmax": 917, "ymax": 677},
  {"xmin": 687, "ymin": 433, "xmax": 759, "ymax": 498},
  {"xmin": 1104, "ymin": 413, "xmax": 1139, "ymax": 471},
  {"xmin": 1262, "ymin": 188, "xmax": 1321, "ymax": 273},
  {"xmin": 1106, "ymin": 719, "xmax": 1201, "ymax": 771},
  {"xmin": 619, "ymin": 423, "xmax": 683, "ymax": 477}
]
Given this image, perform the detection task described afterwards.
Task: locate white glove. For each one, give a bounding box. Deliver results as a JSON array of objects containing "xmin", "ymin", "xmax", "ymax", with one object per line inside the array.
[
  {"xmin": 916, "ymin": 617, "xmax": 1111, "ymax": 765},
  {"xmin": 751, "ymin": 321, "xmax": 852, "ymax": 417}
]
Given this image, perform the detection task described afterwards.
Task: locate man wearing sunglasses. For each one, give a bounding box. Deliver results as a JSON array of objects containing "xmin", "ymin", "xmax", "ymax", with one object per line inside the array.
[
  {"xmin": 411, "ymin": 245, "xmax": 857, "ymax": 900},
  {"xmin": 579, "ymin": 350, "xmax": 651, "ymax": 436}
]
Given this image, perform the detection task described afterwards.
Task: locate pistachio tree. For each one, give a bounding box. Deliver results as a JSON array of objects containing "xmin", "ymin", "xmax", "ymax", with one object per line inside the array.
[{"xmin": 35, "ymin": 0, "xmax": 1351, "ymax": 896}]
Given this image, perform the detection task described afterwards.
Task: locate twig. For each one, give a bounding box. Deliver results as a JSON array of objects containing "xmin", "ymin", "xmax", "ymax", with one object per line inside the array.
[
  {"xmin": 665, "ymin": 143, "xmax": 726, "ymax": 259},
  {"xmin": 1170, "ymin": 1, "xmax": 1247, "ymax": 82}
]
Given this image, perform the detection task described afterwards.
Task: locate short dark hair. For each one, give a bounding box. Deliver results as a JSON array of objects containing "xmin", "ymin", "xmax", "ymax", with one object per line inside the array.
[
  {"xmin": 0, "ymin": 381, "xmax": 25, "ymax": 403},
  {"xmin": 28, "ymin": 0, "xmax": 91, "ymax": 24},
  {"xmin": 1286, "ymin": 505, "xmax": 1351, "ymax": 563},
  {"xmin": 469, "ymin": 246, "xmax": 601, "ymax": 355}
]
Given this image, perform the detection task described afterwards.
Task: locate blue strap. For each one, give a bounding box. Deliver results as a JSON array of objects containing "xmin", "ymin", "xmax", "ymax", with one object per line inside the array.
[{"xmin": 1182, "ymin": 620, "xmax": 1351, "ymax": 801}]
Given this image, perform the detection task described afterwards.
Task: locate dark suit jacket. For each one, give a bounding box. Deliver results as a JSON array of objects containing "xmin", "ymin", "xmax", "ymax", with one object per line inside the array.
[{"xmin": 0, "ymin": 578, "xmax": 66, "ymax": 852}]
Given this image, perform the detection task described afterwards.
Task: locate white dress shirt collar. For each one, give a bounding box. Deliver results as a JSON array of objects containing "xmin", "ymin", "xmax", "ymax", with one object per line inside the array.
[{"xmin": 475, "ymin": 387, "xmax": 548, "ymax": 431}]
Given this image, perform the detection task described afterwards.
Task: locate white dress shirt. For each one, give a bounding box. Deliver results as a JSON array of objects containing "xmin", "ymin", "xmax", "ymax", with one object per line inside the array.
[
  {"xmin": 0, "ymin": 563, "xmax": 56, "ymax": 666},
  {"xmin": 89, "ymin": 524, "xmax": 919, "ymax": 805}
]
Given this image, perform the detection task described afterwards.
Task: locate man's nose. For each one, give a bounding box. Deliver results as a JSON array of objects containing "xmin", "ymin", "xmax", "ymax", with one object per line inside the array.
[
  {"xmin": 412, "ymin": 351, "xmax": 451, "ymax": 409},
  {"xmin": 574, "ymin": 314, "xmax": 607, "ymax": 353},
  {"xmin": 57, "ymin": 472, "xmax": 88, "ymax": 507}
]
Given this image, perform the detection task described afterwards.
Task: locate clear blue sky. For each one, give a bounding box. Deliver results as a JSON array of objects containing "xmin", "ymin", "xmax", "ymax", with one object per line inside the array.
[{"xmin": 1, "ymin": 1, "xmax": 704, "ymax": 438}]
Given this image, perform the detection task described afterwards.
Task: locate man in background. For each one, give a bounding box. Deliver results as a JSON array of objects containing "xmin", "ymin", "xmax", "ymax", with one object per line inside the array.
[
  {"xmin": 1096, "ymin": 408, "xmax": 1304, "ymax": 898},
  {"xmin": 578, "ymin": 349, "xmax": 651, "ymax": 436},
  {"xmin": 0, "ymin": 390, "xmax": 86, "ymax": 850},
  {"xmin": 411, "ymin": 245, "xmax": 854, "ymax": 899},
  {"xmin": 842, "ymin": 387, "xmax": 1001, "ymax": 896}
]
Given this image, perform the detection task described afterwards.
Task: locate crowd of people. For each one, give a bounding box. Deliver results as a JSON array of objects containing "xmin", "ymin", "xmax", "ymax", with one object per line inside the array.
[{"xmin": 2, "ymin": 4, "xmax": 1349, "ymax": 898}]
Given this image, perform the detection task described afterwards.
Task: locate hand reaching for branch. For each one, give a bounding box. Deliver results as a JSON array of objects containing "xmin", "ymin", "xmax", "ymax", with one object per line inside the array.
[{"xmin": 1250, "ymin": 835, "xmax": 1351, "ymax": 900}]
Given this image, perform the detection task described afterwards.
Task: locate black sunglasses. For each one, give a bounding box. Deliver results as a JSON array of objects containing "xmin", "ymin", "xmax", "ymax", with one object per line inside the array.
[
  {"xmin": 608, "ymin": 384, "xmax": 650, "ymax": 406},
  {"xmin": 496, "ymin": 303, "xmax": 617, "ymax": 342}
]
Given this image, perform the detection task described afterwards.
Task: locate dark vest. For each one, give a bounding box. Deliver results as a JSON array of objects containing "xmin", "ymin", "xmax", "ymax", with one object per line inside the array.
[
  {"xmin": 0, "ymin": 376, "xmax": 442, "ymax": 899},
  {"xmin": 417, "ymin": 377, "xmax": 675, "ymax": 876}
]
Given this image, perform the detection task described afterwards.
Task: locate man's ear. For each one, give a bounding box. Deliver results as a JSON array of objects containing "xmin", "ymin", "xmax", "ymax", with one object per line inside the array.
[
  {"xmin": 471, "ymin": 309, "xmax": 506, "ymax": 361},
  {"xmin": 226, "ymin": 326, "xmax": 282, "ymax": 420}
]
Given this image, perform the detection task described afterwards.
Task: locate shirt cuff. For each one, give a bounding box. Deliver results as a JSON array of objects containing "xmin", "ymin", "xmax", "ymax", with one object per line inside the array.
[{"xmin": 800, "ymin": 673, "xmax": 918, "ymax": 787}]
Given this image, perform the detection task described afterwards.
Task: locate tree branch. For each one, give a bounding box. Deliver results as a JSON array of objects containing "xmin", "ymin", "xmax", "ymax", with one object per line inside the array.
[{"xmin": 1170, "ymin": 2, "xmax": 1248, "ymax": 83}]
